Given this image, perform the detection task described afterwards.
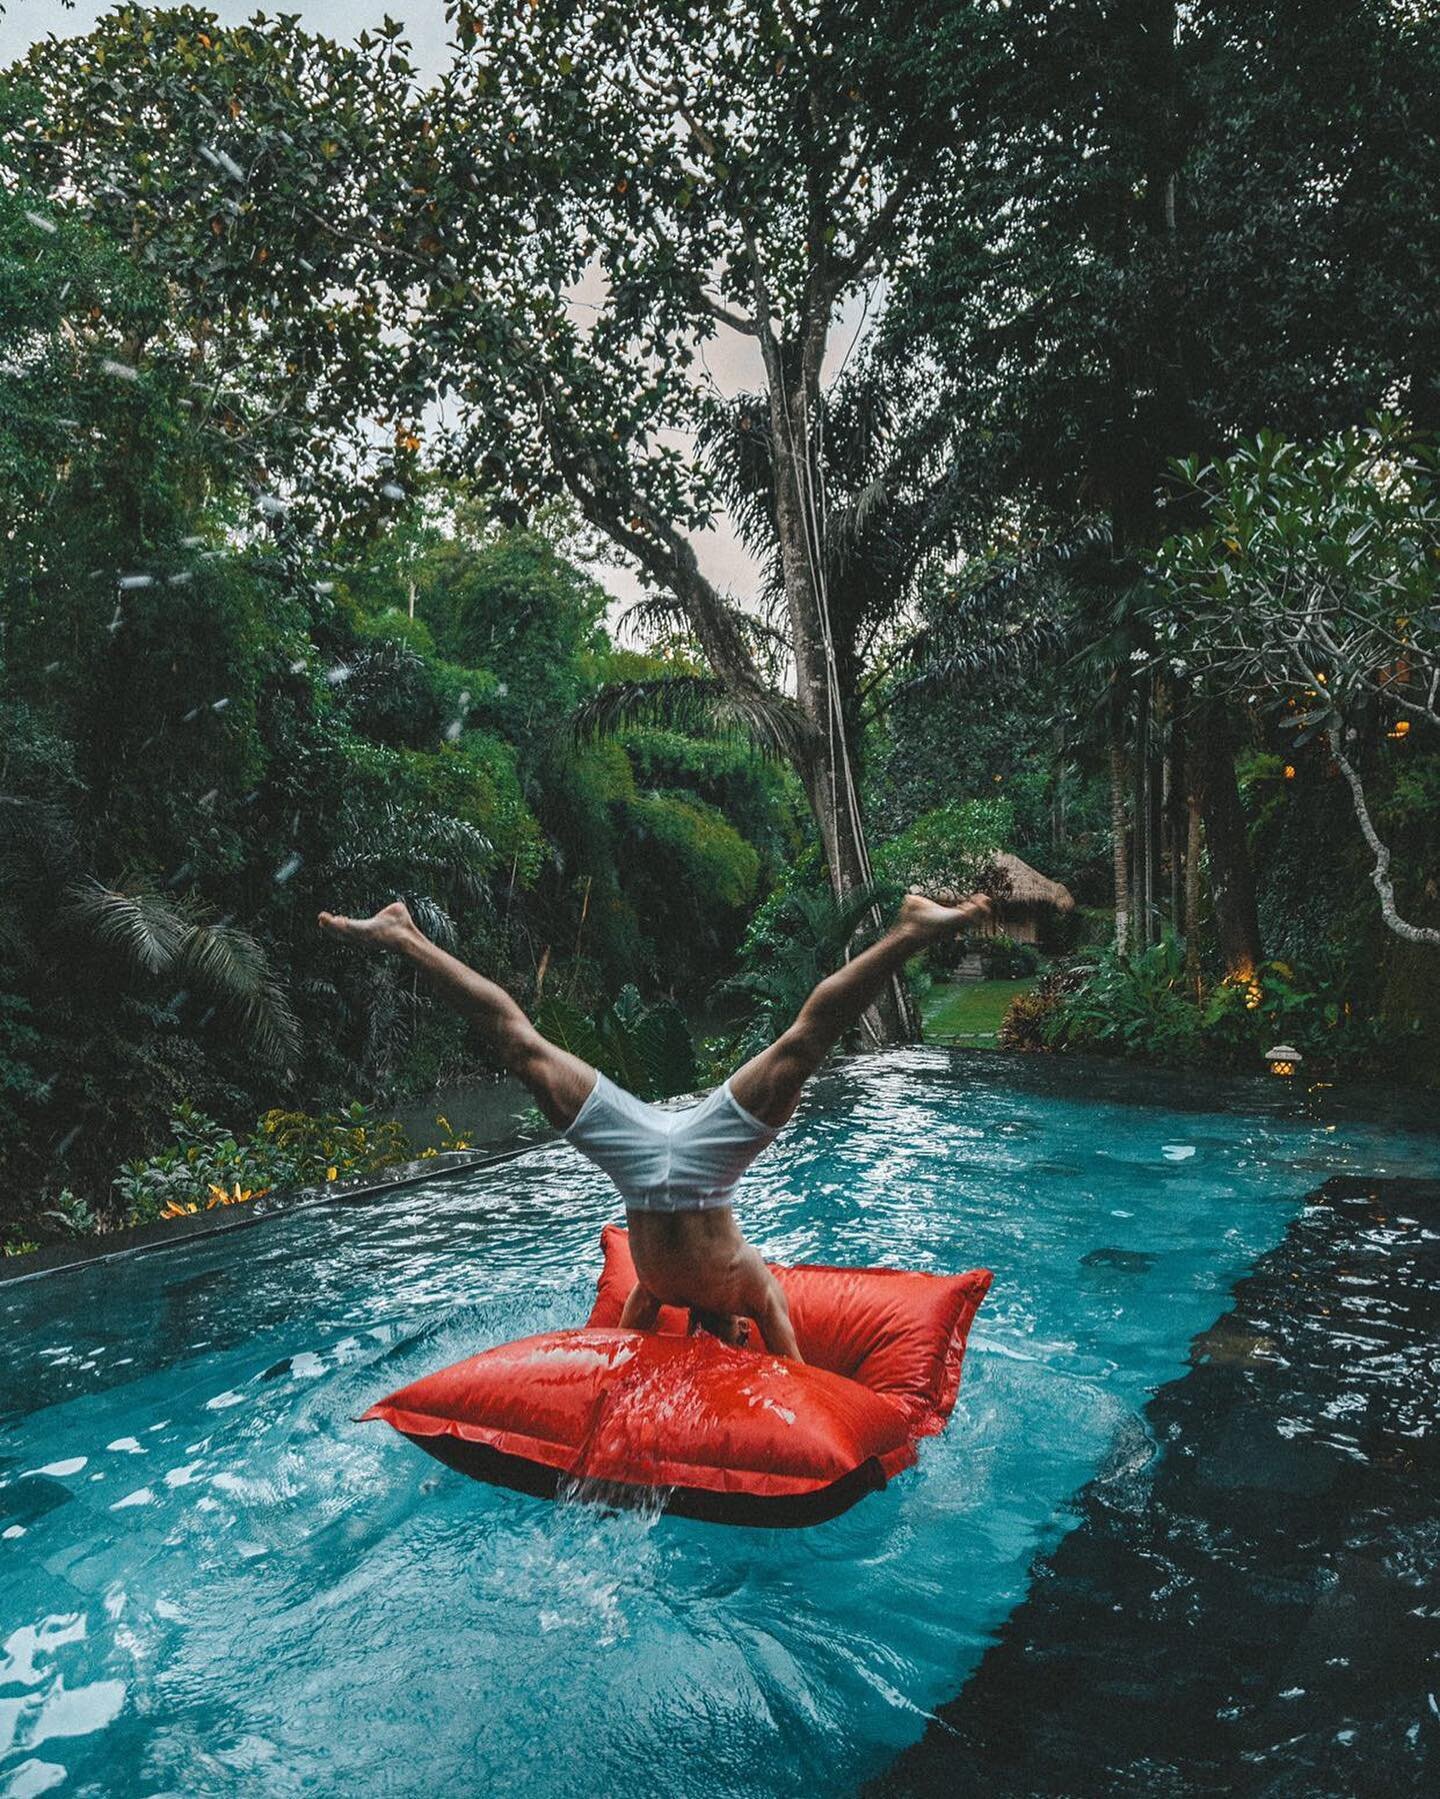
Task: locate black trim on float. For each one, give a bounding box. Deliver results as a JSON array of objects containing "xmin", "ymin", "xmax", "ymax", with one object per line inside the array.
[{"xmin": 404, "ymin": 1433, "xmax": 890, "ymax": 1529}]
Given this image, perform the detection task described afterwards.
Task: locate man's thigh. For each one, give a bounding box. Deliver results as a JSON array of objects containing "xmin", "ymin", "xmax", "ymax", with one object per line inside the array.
[
  {"xmin": 515, "ymin": 1034, "xmax": 597, "ymax": 1129},
  {"xmin": 726, "ymin": 1032, "xmax": 815, "ymax": 1131}
]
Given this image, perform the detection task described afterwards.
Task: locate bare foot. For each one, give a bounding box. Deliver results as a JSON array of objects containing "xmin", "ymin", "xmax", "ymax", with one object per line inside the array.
[
  {"xmin": 899, "ymin": 891, "xmax": 995, "ymax": 943},
  {"xmin": 317, "ymin": 900, "xmax": 419, "ymax": 953}
]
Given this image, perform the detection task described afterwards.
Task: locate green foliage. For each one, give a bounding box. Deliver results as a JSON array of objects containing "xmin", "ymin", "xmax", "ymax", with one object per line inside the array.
[
  {"xmin": 42, "ymin": 1189, "xmax": 98, "ymax": 1237},
  {"xmin": 0, "ymin": 158, "xmax": 786, "ymax": 1228},
  {"xmin": 715, "ymin": 854, "xmax": 895, "ymax": 1063},
  {"xmin": 1155, "ymin": 422, "xmax": 1439, "ymax": 724},
  {"xmin": 1024, "ymin": 942, "xmax": 1387, "ymax": 1074},
  {"xmin": 534, "ymin": 986, "xmax": 698, "ymax": 1103},
  {"xmin": 114, "ymin": 1100, "xmax": 411, "ymax": 1228},
  {"xmin": 976, "ymin": 935, "xmax": 1043, "ymax": 981},
  {"xmin": 874, "ymin": 798, "xmax": 1011, "ymax": 897}
]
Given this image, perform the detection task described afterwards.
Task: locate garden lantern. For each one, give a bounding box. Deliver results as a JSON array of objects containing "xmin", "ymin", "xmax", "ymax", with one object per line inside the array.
[{"xmin": 1264, "ymin": 1043, "xmax": 1302, "ymax": 1078}]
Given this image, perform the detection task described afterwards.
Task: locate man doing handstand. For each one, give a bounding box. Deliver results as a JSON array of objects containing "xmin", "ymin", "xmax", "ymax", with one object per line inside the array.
[{"xmin": 318, "ymin": 892, "xmax": 992, "ymax": 1361}]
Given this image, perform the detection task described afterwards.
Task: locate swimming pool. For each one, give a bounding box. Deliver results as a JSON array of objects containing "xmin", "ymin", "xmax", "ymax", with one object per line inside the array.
[{"xmin": 2, "ymin": 1051, "xmax": 1435, "ymax": 1798}]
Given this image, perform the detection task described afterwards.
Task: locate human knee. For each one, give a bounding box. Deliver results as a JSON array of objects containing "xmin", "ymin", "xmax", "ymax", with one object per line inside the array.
[
  {"xmin": 500, "ymin": 1018, "xmax": 548, "ymax": 1078},
  {"xmin": 776, "ymin": 1018, "xmax": 826, "ymax": 1080}
]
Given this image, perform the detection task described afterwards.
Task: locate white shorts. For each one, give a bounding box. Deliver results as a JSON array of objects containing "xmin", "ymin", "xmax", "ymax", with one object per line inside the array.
[{"xmin": 562, "ymin": 1071, "xmax": 779, "ymax": 1213}]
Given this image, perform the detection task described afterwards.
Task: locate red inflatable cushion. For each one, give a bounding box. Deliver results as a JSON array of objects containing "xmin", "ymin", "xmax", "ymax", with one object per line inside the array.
[{"xmin": 362, "ymin": 1228, "xmax": 991, "ymax": 1527}]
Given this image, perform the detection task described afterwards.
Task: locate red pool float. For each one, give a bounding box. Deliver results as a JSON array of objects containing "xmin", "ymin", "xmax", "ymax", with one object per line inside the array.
[{"xmin": 361, "ymin": 1226, "xmax": 992, "ymax": 1527}]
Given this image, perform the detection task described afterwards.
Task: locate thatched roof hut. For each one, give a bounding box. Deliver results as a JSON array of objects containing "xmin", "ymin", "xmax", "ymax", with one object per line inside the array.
[{"xmin": 934, "ymin": 853, "xmax": 1075, "ymax": 944}]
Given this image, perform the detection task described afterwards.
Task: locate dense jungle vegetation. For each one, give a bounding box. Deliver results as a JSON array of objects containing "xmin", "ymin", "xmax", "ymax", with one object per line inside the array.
[{"xmin": 2, "ymin": 0, "xmax": 1437, "ymax": 1252}]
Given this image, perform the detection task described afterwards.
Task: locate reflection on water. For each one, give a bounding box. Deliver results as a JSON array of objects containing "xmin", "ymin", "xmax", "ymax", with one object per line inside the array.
[
  {"xmin": 875, "ymin": 1175, "xmax": 1440, "ymax": 1796},
  {"xmin": 1, "ymin": 1051, "xmax": 1435, "ymax": 1798}
]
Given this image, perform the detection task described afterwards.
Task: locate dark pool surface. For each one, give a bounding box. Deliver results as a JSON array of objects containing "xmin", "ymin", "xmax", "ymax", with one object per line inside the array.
[
  {"xmin": 1, "ymin": 1051, "xmax": 1436, "ymax": 1797},
  {"xmin": 873, "ymin": 1173, "xmax": 1440, "ymax": 1797}
]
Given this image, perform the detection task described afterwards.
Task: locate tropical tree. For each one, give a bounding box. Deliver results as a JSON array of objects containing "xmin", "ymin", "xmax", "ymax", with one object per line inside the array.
[
  {"xmin": 1155, "ymin": 422, "xmax": 1440, "ymax": 948},
  {"xmin": 4, "ymin": 1, "xmax": 1012, "ymax": 1039},
  {"xmin": 880, "ymin": 0, "xmax": 1440, "ymax": 976}
]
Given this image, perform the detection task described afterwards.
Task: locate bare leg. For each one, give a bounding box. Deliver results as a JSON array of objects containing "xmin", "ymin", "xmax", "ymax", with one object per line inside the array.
[
  {"xmin": 318, "ymin": 902, "xmax": 594, "ymax": 1128},
  {"xmin": 729, "ymin": 892, "xmax": 994, "ymax": 1130}
]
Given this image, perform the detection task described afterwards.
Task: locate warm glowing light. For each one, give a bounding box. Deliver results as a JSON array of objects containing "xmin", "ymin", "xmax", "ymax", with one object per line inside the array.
[
  {"xmin": 1283, "ymin": 764, "xmax": 1296, "ymax": 780},
  {"xmin": 1387, "ymin": 719, "xmax": 1411, "ymax": 739},
  {"xmin": 1264, "ymin": 1043, "xmax": 1302, "ymax": 1078}
]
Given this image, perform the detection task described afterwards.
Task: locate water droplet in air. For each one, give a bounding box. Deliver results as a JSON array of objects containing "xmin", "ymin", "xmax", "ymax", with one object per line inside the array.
[{"xmin": 274, "ymin": 853, "xmax": 303, "ymax": 884}]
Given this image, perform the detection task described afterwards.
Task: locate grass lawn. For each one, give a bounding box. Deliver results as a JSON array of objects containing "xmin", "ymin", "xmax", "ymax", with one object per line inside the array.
[{"xmin": 921, "ymin": 977, "xmax": 1033, "ymax": 1048}]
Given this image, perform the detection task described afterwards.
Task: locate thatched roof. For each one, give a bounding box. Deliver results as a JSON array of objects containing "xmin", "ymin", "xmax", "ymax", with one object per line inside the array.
[
  {"xmin": 988, "ymin": 852, "xmax": 1076, "ymax": 911},
  {"xmin": 930, "ymin": 853, "xmax": 1075, "ymax": 912}
]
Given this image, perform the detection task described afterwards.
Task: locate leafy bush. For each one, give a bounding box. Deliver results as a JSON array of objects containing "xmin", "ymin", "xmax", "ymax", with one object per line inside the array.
[
  {"xmin": 1041, "ymin": 939, "xmax": 1208, "ymax": 1063},
  {"xmin": 114, "ymin": 1100, "xmax": 412, "ymax": 1226},
  {"xmin": 978, "ymin": 934, "xmax": 1042, "ymax": 980},
  {"xmin": 998, "ymin": 973, "xmax": 1076, "ymax": 1051},
  {"xmin": 874, "ymin": 798, "xmax": 1011, "ymax": 898},
  {"xmin": 535, "ymin": 985, "xmax": 699, "ymax": 1101},
  {"xmin": 1016, "ymin": 940, "xmax": 1387, "ymax": 1073},
  {"xmin": 42, "ymin": 1189, "xmax": 98, "ymax": 1236}
]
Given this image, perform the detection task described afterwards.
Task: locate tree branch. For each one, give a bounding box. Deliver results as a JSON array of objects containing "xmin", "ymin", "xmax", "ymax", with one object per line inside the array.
[{"xmin": 1326, "ymin": 719, "xmax": 1440, "ymax": 947}]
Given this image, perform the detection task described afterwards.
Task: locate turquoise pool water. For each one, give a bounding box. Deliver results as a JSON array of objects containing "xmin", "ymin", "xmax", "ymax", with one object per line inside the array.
[{"xmin": 2, "ymin": 1051, "xmax": 1435, "ymax": 1798}]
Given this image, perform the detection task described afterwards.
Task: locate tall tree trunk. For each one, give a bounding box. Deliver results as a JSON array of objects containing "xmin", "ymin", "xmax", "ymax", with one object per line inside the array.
[
  {"xmin": 1188, "ymin": 697, "xmax": 1261, "ymax": 978},
  {"xmin": 1131, "ymin": 681, "xmax": 1151, "ymax": 949},
  {"xmin": 764, "ymin": 331, "xmax": 918, "ymax": 1044},
  {"xmin": 1183, "ymin": 797, "xmax": 1203, "ymax": 984},
  {"xmin": 1167, "ymin": 710, "xmax": 1186, "ymax": 935},
  {"xmin": 1109, "ymin": 695, "xmax": 1131, "ymax": 957},
  {"xmin": 799, "ymin": 742, "xmax": 917, "ymax": 1043},
  {"xmin": 1051, "ymin": 721, "xmax": 1067, "ymax": 855}
]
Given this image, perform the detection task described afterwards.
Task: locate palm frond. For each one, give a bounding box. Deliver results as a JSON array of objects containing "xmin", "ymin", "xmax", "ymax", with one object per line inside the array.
[
  {"xmin": 902, "ymin": 617, "xmax": 1081, "ymax": 696},
  {"xmin": 0, "ymin": 793, "xmax": 79, "ymax": 892},
  {"xmin": 572, "ymin": 675, "xmax": 812, "ymax": 761},
  {"xmin": 65, "ymin": 881, "xmax": 188, "ymax": 975},
  {"xmin": 533, "ymin": 994, "xmax": 608, "ymax": 1070},
  {"xmin": 178, "ymin": 921, "xmax": 302, "ymax": 1068},
  {"xmin": 328, "ymin": 804, "xmax": 493, "ymax": 907},
  {"xmin": 629, "ymin": 1000, "xmax": 698, "ymax": 1099},
  {"xmin": 618, "ymin": 594, "xmax": 693, "ymax": 640},
  {"xmin": 902, "ymin": 519, "xmax": 1114, "ymax": 670},
  {"xmin": 406, "ymin": 895, "xmax": 458, "ymax": 948}
]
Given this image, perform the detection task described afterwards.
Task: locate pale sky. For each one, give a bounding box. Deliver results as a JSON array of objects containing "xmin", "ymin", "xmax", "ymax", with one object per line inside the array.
[{"xmin": 4, "ymin": 2, "xmax": 874, "ymax": 628}]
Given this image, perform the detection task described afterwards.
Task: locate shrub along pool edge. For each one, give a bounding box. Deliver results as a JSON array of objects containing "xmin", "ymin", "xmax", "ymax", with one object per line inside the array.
[{"xmin": 0, "ymin": 1136, "xmax": 551, "ymax": 1288}]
